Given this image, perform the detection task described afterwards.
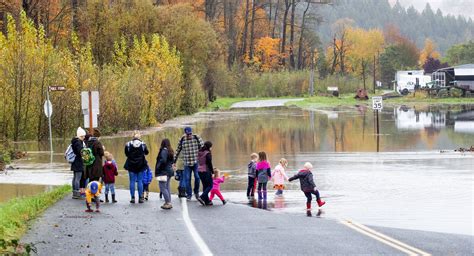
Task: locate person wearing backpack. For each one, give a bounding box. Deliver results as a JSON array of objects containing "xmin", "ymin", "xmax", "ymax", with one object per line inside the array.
[
  {"xmin": 173, "ymin": 127, "xmax": 204, "ymax": 200},
  {"xmin": 70, "ymin": 127, "xmax": 86, "ymax": 199},
  {"xmin": 124, "ymin": 131, "xmax": 149, "ymax": 204},
  {"xmin": 85, "ymin": 129, "xmax": 105, "ymax": 182}
]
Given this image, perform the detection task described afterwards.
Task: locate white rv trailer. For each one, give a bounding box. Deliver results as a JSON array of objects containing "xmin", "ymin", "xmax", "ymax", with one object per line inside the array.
[{"xmin": 394, "ymin": 70, "xmax": 432, "ymax": 95}]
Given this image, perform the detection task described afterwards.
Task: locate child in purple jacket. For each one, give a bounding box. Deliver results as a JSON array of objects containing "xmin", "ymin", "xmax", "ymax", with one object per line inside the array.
[
  {"xmin": 289, "ymin": 162, "xmax": 326, "ymax": 210},
  {"xmin": 256, "ymin": 151, "xmax": 271, "ymax": 200}
]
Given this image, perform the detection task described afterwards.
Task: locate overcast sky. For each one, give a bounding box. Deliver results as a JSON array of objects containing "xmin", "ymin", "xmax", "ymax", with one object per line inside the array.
[{"xmin": 388, "ymin": 0, "xmax": 474, "ymax": 19}]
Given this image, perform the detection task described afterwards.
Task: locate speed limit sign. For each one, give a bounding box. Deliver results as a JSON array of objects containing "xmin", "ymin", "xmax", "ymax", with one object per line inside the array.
[{"xmin": 372, "ymin": 96, "xmax": 383, "ymax": 110}]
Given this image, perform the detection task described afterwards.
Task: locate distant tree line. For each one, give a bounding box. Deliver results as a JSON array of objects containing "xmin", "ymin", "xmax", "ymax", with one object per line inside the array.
[{"xmin": 315, "ymin": 0, "xmax": 473, "ymax": 54}]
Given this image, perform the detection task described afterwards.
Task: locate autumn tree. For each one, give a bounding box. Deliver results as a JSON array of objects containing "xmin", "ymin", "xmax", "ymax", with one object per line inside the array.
[
  {"xmin": 419, "ymin": 38, "xmax": 441, "ymax": 65},
  {"xmin": 346, "ymin": 27, "xmax": 385, "ymax": 89}
]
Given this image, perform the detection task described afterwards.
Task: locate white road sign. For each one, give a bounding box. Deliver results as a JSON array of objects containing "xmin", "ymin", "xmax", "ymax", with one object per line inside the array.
[
  {"xmin": 44, "ymin": 100, "xmax": 53, "ymax": 118},
  {"xmin": 372, "ymin": 96, "xmax": 383, "ymax": 110}
]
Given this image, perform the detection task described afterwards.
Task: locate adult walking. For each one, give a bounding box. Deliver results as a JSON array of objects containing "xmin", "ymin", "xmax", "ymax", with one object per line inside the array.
[
  {"xmin": 155, "ymin": 139, "xmax": 175, "ymax": 209},
  {"xmin": 174, "ymin": 127, "xmax": 204, "ymax": 200},
  {"xmin": 70, "ymin": 127, "xmax": 86, "ymax": 199},
  {"xmin": 124, "ymin": 131, "xmax": 149, "ymax": 204},
  {"xmin": 196, "ymin": 141, "xmax": 214, "ymax": 206},
  {"xmin": 85, "ymin": 129, "xmax": 105, "ymax": 182}
]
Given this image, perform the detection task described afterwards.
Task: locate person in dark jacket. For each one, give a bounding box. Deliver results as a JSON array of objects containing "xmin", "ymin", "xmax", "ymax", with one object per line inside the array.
[
  {"xmin": 124, "ymin": 131, "xmax": 149, "ymax": 204},
  {"xmin": 85, "ymin": 129, "xmax": 105, "ymax": 182},
  {"xmin": 196, "ymin": 141, "xmax": 214, "ymax": 206},
  {"xmin": 71, "ymin": 127, "xmax": 86, "ymax": 199},
  {"xmin": 288, "ymin": 162, "xmax": 326, "ymax": 210},
  {"xmin": 155, "ymin": 138, "xmax": 175, "ymax": 209}
]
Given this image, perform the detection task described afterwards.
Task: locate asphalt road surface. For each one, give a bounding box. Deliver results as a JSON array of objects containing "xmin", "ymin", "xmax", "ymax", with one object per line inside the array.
[{"xmin": 22, "ymin": 190, "xmax": 473, "ymax": 255}]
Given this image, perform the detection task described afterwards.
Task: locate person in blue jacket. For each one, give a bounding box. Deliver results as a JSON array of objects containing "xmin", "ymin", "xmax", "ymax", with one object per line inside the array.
[{"xmin": 143, "ymin": 165, "xmax": 153, "ymax": 201}]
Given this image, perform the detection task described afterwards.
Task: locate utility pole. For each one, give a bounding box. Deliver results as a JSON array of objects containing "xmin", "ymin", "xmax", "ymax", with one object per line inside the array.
[{"xmin": 309, "ymin": 50, "xmax": 315, "ymax": 96}]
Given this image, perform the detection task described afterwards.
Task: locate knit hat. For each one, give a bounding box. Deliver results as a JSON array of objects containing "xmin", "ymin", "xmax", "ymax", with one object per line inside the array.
[
  {"xmin": 90, "ymin": 182, "xmax": 99, "ymax": 194},
  {"xmin": 77, "ymin": 127, "xmax": 86, "ymax": 137}
]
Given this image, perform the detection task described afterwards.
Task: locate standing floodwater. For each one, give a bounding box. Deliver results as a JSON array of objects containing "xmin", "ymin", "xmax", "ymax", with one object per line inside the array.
[{"xmin": 3, "ymin": 105, "xmax": 474, "ymax": 235}]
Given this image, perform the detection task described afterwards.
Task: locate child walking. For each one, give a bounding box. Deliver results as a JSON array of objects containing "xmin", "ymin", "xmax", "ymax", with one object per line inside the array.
[
  {"xmin": 103, "ymin": 152, "xmax": 118, "ymax": 203},
  {"xmin": 209, "ymin": 168, "xmax": 227, "ymax": 205},
  {"xmin": 246, "ymin": 153, "xmax": 258, "ymax": 199},
  {"xmin": 256, "ymin": 151, "xmax": 271, "ymax": 200},
  {"xmin": 288, "ymin": 162, "xmax": 326, "ymax": 210},
  {"xmin": 143, "ymin": 165, "xmax": 153, "ymax": 201},
  {"xmin": 85, "ymin": 180, "xmax": 102, "ymax": 212},
  {"xmin": 272, "ymin": 158, "xmax": 289, "ymax": 196}
]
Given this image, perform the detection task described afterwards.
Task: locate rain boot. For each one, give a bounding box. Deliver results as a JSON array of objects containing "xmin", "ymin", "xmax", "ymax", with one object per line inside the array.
[
  {"xmin": 306, "ymin": 202, "xmax": 311, "ymax": 210},
  {"xmin": 105, "ymin": 194, "xmax": 109, "ymax": 203},
  {"xmin": 112, "ymin": 194, "xmax": 117, "ymax": 203},
  {"xmin": 317, "ymin": 199, "xmax": 326, "ymax": 207}
]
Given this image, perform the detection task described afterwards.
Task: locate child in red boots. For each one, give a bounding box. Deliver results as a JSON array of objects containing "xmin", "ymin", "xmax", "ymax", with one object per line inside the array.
[{"xmin": 288, "ymin": 162, "xmax": 326, "ymax": 210}]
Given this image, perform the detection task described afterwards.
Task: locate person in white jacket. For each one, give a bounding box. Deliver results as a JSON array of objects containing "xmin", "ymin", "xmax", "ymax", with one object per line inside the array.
[{"xmin": 272, "ymin": 158, "xmax": 289, "ymax": 196}]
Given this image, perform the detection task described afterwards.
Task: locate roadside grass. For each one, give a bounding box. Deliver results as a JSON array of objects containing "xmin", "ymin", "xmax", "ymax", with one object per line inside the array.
[
  {"xmin": 0, "ymin": 185, "xmax": 71, "ymax": 253},
  {"xmin": 286, "ymin": 94, "xmax": 474, "ymax": 109}
]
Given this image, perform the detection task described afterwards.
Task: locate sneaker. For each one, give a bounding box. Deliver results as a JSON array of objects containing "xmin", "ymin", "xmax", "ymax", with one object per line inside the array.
[
  {"xmin": 194, "ymin": 194, "xmax": 199, "ymax": 200},
  {"xmin": 161, "ymin": 203, "xmax": 173, "ymax": 210},
  {"xmin": 222, "ymin": 200, "xmax": 227, "ymax": 205},
  {"xmin": 197, "ymin": 197, "xmax": 205, "ymax": 205},
  {"xmin": 130, "ymin": 197, "xmax": 135, "ymax": 204},
  {"xmin": 205, "ymin": 201, "xmax": 213, "ymax": 206},
  {"xmin": 95, "ymin": 209, "xmax": 100, "ymax": 213},
  {"xmin": 85, "ymin": 209, "xmax": 93, "ymax": 213},
  {"xmin": 138, "ymin": 197, "xmax": 144, "ymax": 203}
]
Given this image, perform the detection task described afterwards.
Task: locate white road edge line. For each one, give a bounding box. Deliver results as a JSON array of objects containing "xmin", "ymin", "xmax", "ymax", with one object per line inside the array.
[
  {"xmin": 181, "ymin": 198, "xmax": 213, "ymax": 256},
  {"xmin": 341, "ymin": 220, "xmax": 431, "ymax": 256}
]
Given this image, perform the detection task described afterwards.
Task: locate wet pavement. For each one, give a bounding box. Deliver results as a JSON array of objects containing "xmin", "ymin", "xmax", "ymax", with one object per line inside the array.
[
  {"xmin": 22, "ymin": 189, "xmax": 473, "ymax": 255},
  {"xmin": 3, "ymin": 105, "xmax": 474, "ymax": 237}
]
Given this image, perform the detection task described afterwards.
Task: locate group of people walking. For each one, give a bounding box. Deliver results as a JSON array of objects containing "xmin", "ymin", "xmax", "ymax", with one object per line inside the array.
[
  {"xmin": 68, "ymin": 126, "xmax": 227, "ymax": 212},
  {"xmin": 246, "ymin": 152, "xmax": 326, "ymax": 210},
  {"xmin": 69, "ymin": 126, "xmax": 325, "ymax": 213}
]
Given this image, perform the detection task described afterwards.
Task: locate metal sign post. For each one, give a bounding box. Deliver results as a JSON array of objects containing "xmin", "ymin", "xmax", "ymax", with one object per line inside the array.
[
  {"xmin": 44, "ymin": 86, "xmax": 66, "ymax": 162},
  {"xmin": 372, "ymin": 96, "xmax": 383, "ymax": 152},
  {"xmin": 44, "ymin": 89, "xmax": 53, "ymax": 158}
]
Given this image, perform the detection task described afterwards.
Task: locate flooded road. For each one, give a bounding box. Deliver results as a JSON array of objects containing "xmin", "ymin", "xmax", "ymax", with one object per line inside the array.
[{"xmin": 2, "ymin": 104, "xmax": 473, "ymax": 235}]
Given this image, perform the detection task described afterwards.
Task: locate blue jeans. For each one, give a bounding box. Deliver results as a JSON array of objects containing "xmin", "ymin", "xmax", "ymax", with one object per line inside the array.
[
  {"xmin": 158, "ymin": 176, "xmax": 172, "ymax": 203},
  {"xmin": 184, "ymin": 164, "xmax": 200, "ymax": 198},
  {"xmin": 72, "ymin": 171, "xmax": 82, "ymax": 193},
  {"xmin": 105, "ymin": 183, "xmax": 115, "ymax": 195},
  {"xmin": 129, "ymin": 171, "xmax": 144, "ymax": 198}
]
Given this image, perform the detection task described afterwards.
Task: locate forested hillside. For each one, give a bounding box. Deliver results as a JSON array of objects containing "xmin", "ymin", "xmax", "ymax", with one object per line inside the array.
[{"xmin": 316, "ymin": 0, "xmax": 474, "ymax": 53}]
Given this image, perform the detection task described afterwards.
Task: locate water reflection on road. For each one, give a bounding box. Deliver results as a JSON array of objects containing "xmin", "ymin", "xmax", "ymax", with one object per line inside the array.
[{"xmin": 2, "ymin": 105, "xmax": 473, "ymax": 235}]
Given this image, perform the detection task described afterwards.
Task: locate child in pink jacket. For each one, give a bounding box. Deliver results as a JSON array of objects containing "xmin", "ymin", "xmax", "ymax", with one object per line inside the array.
[
  {"xmin": 272, "ymin": 158, "xmax": 289, "ymax": 196},
  {"xmin": 209, "ymin": 168, "xmax": 227, "ymax": 205}
]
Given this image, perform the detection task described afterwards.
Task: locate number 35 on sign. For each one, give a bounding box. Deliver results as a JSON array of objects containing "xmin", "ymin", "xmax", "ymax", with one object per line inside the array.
[{"xmin": 372, "ymin": 96, "xmax": 383, "ymax": 110}]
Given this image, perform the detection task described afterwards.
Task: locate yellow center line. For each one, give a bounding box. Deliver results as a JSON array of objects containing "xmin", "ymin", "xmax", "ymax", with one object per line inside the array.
[{"xmin": 341, "ymin": 220, "xmax": 431, "ymax": 256}]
